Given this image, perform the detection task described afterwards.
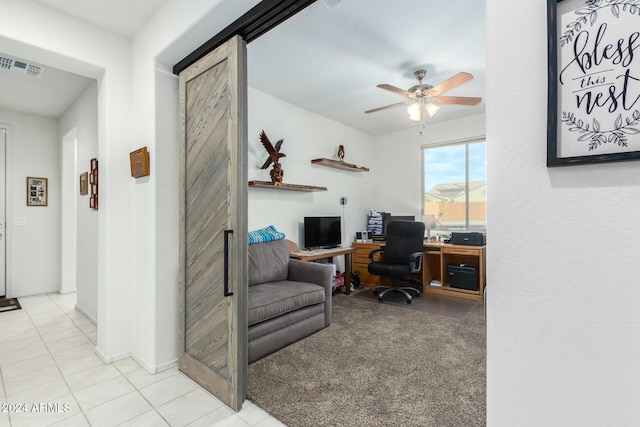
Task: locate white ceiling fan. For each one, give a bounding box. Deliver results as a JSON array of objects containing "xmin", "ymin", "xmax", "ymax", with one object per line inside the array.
[{"xmin": 365, "ymin": 70, "xmax": 482, "ymax": 126}]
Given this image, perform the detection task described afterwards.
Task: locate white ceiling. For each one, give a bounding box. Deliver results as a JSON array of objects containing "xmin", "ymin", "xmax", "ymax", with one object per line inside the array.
[
  {"xmin": 248, "ymin": 0, "xmax": 486, "ymax": 135},
  {"xmin": 1, "ymin": 0, "xmax": 166, "ymax": 118},
  {"xmin": 34, "ymin": 0, "xmax": 166, "ymax": 38},
  {"xmin": 3, "ymin": 0, "xmax": 486, "ymax": 134},
  {"xmin": 0, "ymin": 54, "xmax": 94, "ymax": 118}
]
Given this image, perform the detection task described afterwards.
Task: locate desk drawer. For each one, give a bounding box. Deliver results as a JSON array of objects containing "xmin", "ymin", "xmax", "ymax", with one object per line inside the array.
[
  {"xmin": 443, "ymin": 247, "xmax": 480, "ymax": 256},
  {"xmin": 354, "ymin": 253, "xmax": 370, "ymax": 264},
  {"xmin": 355, "ymin": 251, "xmax": 382, "ymax": 263}
]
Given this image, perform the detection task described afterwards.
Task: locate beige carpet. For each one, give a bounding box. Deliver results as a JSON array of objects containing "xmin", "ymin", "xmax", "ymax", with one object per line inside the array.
[{"xmin": 248, "ymin": 293, "xmax": 486, "ymax": 427}]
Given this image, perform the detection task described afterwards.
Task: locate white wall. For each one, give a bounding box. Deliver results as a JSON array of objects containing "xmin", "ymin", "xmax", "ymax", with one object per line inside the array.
[
  {"xmin": 59, "ymin": 82, "xmax": 99, "ymax": 321},
  {"xmin": 374, "ymin": 114, "xmax": 486, "ymax": 219},
  {"xmin": 248, "ymin": 88, "xmax": 377, "ymax": 251},
  {"xmin": 486, "ymin": 1, "xmax": 640, "ymax": 426},
  {"xmin": 131, "ymin": 0, "xmax": 262, "ymax": 371},
  {"xmin": 1, "ymin": 0, "xmax": 134, "ymax": 361},
  {"xmin": 0, "ymin": 110, "xmax": 60, "ymax": 297},
  {"xmin": 60, "ymin": 130, "xmax": 76, "ymax": 295}
]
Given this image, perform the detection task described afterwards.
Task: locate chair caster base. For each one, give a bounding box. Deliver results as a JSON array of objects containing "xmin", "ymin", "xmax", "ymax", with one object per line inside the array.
[{"xmin": 406, "ymin": 299, "xmax": 412, "ymax": 304}]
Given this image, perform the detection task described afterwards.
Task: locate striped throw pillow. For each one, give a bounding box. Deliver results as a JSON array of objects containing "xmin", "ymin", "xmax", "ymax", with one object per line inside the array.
[{"xmin": 248, "ymin": 225, "xmax": 286, "ymax": 245}]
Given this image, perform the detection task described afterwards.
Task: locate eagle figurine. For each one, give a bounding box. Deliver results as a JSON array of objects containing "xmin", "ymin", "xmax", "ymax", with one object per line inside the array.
[
  {"xmin": 260, "ymin": 130, "xmax": 285, "ymax": 169},
  {"xmin": 259, "ymin": 130, "xmax": 286, "ymax": 184}
]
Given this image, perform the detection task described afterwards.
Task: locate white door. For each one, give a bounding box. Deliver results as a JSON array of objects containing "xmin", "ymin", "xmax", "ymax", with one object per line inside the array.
[{"xmin": 0, "ymin": 128, "xmax": 6, "ymax": 297}]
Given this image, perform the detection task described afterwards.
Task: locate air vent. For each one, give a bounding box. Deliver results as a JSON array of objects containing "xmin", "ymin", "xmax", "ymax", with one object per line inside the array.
[
  {"xmin": 322, "ymin": 0, "xmax": 347, "ymax": 10},
  {"xmin": 0, "ymin": 56, "xmax": 44, "ymax": 78}
]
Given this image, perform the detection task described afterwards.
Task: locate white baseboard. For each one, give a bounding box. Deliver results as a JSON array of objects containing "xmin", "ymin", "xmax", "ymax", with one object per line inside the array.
[
  {"xmin": 131, "ymin": 354, "xmax": 157, "ymax": 374},
  {"xmin": 95, "ymin": 347, "xmax": 177, "ymax": 375},
  {"xmin": 95, "ymin": 346, "xmax": 130, "ymax": 365},
  {"xmin": 74, "ymin": 304, "xmax": 97, "ymax": 325},
  {"xmin": 95, "ymin": 346, "xmax": 111, "ymax": 364},
  {"xmin": 129, "ymin": 354, "xmax": 177, "ymax": 374},
  {"xmin": 157, "ymin": 358, "xmax": 178, "ymax": 373}
]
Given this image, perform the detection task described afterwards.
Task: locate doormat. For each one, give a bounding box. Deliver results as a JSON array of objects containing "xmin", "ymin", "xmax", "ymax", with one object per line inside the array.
[{"xmin": 0, "ymin": 297, "xmax": 21, "ymax": 313}]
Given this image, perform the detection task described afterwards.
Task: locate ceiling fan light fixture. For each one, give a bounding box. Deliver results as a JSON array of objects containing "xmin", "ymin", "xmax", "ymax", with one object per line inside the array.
[
  {"xmin": 366, "ymin": 69, "xmax": 480, "ymax": 134},
  {"xmin": 425, "ymin": 102, "xmax": 440, "ymax": 118},
  {"xmin": 407, "ymin": 103, "xmax": 421, "ymax": 122}
]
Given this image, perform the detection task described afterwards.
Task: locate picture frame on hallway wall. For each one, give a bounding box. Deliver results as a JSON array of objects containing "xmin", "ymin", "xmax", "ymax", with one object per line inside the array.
[
  {"xmin": 79, "ymin": 172, "xmax": 88, "ymax": 195},
  {"xmin": 26, "ymin": 177, "xmax": 48, "ymax": 206},
  {"xmin": 90, "ymin": 157, "xmax": 98, "ymax": 210},
  {"xmin": 547, "ymin": 0, "xmax": 640, "ymax": 167},
  {"xmin": 129, "ymin": 146, "xmax": 150, "ymax": 178}
]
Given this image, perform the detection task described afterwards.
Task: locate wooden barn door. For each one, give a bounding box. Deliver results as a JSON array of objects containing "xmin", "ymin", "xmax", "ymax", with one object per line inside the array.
[{"xmin": 178, "ymin": 35, "xmax": 248, "ymax": 411}]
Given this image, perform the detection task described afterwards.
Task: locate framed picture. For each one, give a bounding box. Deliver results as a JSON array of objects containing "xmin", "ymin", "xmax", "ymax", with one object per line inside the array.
[
  {"xmin": 90, "ymin": 157, "xmax": 99, "ymax": 210},
  {"xmin": 129, "ymin": 146, "xmax": 150, "ymax": 178},
  {"xmin": 26, "ymin": 177, "xmax": 48, "ymax": 206},
  {"xmin": 79, "ymin": 172, "xmax": 88, "ymax": 195},
  {"xmin": 547, "ymin": 0, "xmax": 640, "ymax": 166}
]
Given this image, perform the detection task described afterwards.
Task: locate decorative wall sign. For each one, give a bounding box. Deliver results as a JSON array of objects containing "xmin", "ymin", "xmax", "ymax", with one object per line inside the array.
[
  {"xmin": 79, "ymin": 172, "xmax": 88, "ymax": 195},
  {"xmin": 129, "ymin": 146, "xmax": 150, "ymax": 178},
  {"xmin": 26, "ymin": 177, "xmax": 48, "ymax": 206},
  {"xmin": 548, "ymin": 0, "xmax": 640, "ymax": 166}
]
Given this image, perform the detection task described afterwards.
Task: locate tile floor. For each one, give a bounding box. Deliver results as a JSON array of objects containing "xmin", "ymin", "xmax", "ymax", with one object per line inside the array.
[{"xmin": 0, "ymin": 293, "xmax": 285, "ymax": 427}]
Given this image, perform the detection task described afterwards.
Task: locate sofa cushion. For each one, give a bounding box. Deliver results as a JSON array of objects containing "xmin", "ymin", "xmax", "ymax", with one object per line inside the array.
[
  {"xmin": 248, "ymin": 239, "xmax": 289, "ymax": 286},
  {"xmin": 248, "ymin": 281, "xmax": 325, "ymax": 326},
  {"xmin": 247, "ymin": 304, "xmax": 325, "ymax": 342}
]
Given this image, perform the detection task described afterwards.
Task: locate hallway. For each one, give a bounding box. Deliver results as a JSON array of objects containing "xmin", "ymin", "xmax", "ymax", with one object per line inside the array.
[{"xmin": 0, "ymin": 293, "xmax": 284, "ymax": 426}]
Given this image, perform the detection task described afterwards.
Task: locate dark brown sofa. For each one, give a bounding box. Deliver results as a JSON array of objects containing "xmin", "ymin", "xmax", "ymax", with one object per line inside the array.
[{"xmin": 247, "ymin": 239, "xmax": 333, "ymax": 363}]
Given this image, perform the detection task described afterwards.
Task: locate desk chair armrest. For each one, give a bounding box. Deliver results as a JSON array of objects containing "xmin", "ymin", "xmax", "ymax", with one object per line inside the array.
[
  {"xmin": 368, "ymin": 248, "xmax": 384, "ymax": 262},
  {"xmin": 409, "ymin": 251, "xmax": 423, "ymax": 273}
]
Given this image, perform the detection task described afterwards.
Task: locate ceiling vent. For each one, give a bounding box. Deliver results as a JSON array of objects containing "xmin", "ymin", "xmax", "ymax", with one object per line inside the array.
[
  {"xmin": 322, "ymin": 0, "xmax": 347, "ymax": 10},
  {"xmin": 0, "ymin": 56, "xmax": 44, "ymax": 78}
]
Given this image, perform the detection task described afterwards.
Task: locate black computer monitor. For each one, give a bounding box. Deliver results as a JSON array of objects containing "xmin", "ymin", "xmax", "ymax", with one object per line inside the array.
[{"xmin": 382, "ymin": 215, "xmax": 415, "ymax": 236}]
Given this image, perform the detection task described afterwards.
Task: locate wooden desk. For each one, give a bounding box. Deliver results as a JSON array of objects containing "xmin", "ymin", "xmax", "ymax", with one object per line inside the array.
[
  {"xmin": 421, "ymin": 242, "xmax": 486, "ymax": 301},
  {"xmin": 351, "ymin": 241, "xmax": 486, "ymax": 301},
  {"xmin": 289, "ymin": 247, "xmax": 356, "ymax": 295}
]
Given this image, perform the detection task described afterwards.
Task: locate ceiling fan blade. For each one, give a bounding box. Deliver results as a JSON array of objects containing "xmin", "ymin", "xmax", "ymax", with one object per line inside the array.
[
  {"xmin": 377, "ymin": 84, "xmax": 412, "ymax": 98},
  {"xmin": 365, "ymin": 101, "xmax": 411, "ymax": 114},
  {"xmin": 430, "ymin": 72, "xmax": 474, "ymax": 96},
  {"xmin": 433, "ymin": 96, "xmax": 482, "ymax": 106}
]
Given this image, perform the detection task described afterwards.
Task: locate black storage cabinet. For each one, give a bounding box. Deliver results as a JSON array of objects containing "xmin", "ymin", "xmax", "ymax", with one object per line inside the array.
[{"xmin": 448, "ymin": 263, "xmax": 478, "ymax": 290}]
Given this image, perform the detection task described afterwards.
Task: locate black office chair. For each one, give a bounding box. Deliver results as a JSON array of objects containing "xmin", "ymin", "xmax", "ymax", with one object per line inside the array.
[{"xmin": 368, "ymin": 221, "xmax": 425, "ymax": 304}]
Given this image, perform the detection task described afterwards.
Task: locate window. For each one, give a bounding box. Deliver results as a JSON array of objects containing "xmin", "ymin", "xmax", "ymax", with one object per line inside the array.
[{"xmin": 422, "ymin": 138, "xmax": 486, "ymax": 231}]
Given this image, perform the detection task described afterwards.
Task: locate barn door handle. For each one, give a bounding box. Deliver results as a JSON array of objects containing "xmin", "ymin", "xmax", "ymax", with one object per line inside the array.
[{"xmin": 224, "ymin": 229, "xmax": 233, "ymax": 297}]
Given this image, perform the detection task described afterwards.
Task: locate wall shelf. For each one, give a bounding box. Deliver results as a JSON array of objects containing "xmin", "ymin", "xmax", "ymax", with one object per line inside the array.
[
  {"xmin": 248, "ymin": 180, "xmax": 327, "ymax": 192},
  {"xmin": 311, "ymin": 158, "xmax": 369, "ymax": 172}
]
